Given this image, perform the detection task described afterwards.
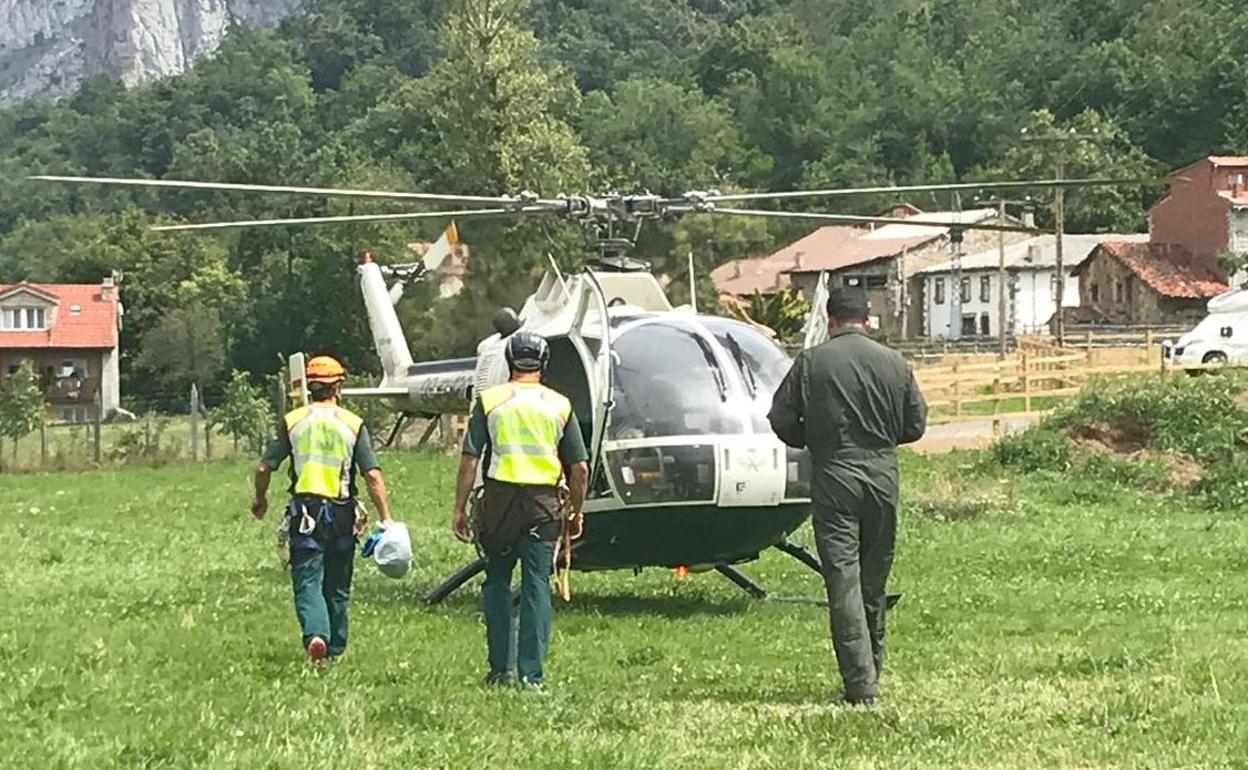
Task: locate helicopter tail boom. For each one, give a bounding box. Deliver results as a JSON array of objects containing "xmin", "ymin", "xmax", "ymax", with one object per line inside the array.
[{"xmin": 358, "ymin": 254, "xmax": 416, "ymax": 381}]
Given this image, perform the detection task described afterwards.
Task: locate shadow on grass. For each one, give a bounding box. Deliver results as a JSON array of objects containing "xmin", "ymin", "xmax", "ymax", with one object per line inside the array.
[{"xmin": 366, "ymin": 579, "xmax": 755, "ymax": 619}]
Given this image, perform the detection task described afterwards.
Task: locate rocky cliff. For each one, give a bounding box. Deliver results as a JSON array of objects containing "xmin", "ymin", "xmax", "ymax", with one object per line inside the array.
[{"xmin": 0, "ymin": 0, "xmax": 304, "ymax": 105}]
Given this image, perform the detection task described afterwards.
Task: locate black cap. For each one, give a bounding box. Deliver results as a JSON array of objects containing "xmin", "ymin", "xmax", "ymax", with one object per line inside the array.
[{"xmin": 826, "ymin": 286, "xmax": 870, "ymax": 323}]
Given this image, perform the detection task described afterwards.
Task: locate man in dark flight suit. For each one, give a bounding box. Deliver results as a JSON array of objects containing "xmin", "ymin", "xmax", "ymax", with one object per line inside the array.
[{"xmin": 768, "ymin": 287, "xmax": 927, "ymax": 706}]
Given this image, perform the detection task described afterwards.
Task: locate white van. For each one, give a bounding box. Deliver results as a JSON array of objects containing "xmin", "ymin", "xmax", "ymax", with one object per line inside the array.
[{"xmin": 1164, "ymin": 289, "xmax": 1248, "ymax": 367}]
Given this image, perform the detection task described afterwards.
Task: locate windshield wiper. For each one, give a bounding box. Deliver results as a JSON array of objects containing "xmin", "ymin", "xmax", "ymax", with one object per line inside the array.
[
  {"xmin": 693, "ymin": 334, "xmax": 729, "ymax": 401},
  {"xmin": 723, "ymin": 333, "xmax": 758, "ymax": 399}
]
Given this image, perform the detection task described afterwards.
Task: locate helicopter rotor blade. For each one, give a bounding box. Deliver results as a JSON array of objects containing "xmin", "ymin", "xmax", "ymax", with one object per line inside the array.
[
  {"xmin": 30, "ymin": 175, "xmax": 529, "ymax": 206},
  {"xmin": 699, "ymin": 178, "xmax": 1155, "ymax": 204},
  {"xmin": 702, "ymin": 207, "xmax": 1043, "ymax": 234},
  {"xmin": 150, "ymin": 207, "xmax": 550, "ymax": 232}
]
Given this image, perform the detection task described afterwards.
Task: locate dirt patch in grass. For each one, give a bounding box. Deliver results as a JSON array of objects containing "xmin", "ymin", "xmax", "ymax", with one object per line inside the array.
[
  {"xmin": 1149, "ymin": 450, "xmax": 1204, "ymax": 488},
  {"xmin": 1068, "ymin": 421, "xmax": 1202, "ymax": 488},
  {"xmin": 1069, "ymin": 419, "xmax": 1151, "ymax": 454}
]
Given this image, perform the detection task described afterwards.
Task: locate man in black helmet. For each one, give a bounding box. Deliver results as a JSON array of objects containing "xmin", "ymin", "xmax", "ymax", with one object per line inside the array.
[
  {"xmin": 451, "ymin": 330, "xmax": 590, "ymax": 690},
  {"xmin": 768, "ymin": 287, "xmax": 927, "ymax": 707}
]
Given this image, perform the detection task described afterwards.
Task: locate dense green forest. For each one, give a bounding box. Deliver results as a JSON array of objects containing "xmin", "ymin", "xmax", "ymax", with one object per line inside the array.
[{"xmin": 0, "ymin": 0, "xmax": 1242, "ymax": 403}]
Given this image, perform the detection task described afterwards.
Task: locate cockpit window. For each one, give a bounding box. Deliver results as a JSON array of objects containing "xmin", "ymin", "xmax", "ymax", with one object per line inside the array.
[
  {"xmin": 701, "ymin": 319, "xmax": 793, "ymax": 394},
  {"xmin": 610, "ymin": 322, "xmax": 741, "ymax": 439},
  {"xmin": 701, "ymin": 318, "xmax": 794, "ymax": 432}
]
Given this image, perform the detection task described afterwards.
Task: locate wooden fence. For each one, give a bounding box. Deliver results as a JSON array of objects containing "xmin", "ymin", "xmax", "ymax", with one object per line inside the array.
[{"xmin": 915, "ymin": 343, "xmax": 1223, "ymax": 427}]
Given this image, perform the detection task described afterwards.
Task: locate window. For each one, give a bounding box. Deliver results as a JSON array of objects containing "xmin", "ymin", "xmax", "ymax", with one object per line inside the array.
[
  {"xmin": 979, "ymin": 313, "xmax": 991, "ymax": 336},
  {"xmin": 961, "ymin": 314, "xmax": 977, "ymax": 337},
  {"xmin": 60, "ymin": 406, "xmax": 89, "ymax": 424},
  {"xmin": 934, "ymin": 278, "xmax": 946, "ymax": 305},
  {"xmin": 1, "ymin": 306, "xmax": 46, "ymax": 331},
  {"xmin": 844, "ymin": 275, "xmax": 887, "ymax": 290},
  {"xmin": 980, "ymin": 276, "xmax": 991, "ymax": 303},
  {"xmin": 960, "ymin": 277, "xmax": 972, "ymax": 303},
  {"xmin": 59, "ymin": 358, "xmax": 88, "ymax": 378},
  {"xmin": 1116, "ymin": 280, "xmax": 1125, "ymax": 303},
  {"xmin": 609, "ymin": 321, "xmax": 741, "ymax": 439},
  {"xmin": 1091, "ymin": 283, "xmax": 1100, "ymax": 303}
]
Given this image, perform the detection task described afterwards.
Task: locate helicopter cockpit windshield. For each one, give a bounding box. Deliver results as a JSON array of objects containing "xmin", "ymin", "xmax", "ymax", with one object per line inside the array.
[
  {"xmin": 609, "ymin": 320, "xmax": 741, "ymax": 440},
  {"xmin": 699, "ymin": 318, "xmax": 792, "ymax": 433},
  {"xmin": 598, "ymin": 315, "xmax": 811, "ymax": 508}
]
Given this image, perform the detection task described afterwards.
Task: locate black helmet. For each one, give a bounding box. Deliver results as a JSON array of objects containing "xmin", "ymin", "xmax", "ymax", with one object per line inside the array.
[{"xmin": 504, "ymin": 330, "xmax": 550, "ymax": 373}]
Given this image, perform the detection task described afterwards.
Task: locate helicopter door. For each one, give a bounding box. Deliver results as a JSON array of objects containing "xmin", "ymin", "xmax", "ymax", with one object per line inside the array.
[
  {"xmin": 569, "ymin": 271, "xmax": 614, "ymax": 471},
  {"xmin": 802, "ymin": 270, "xmax": 830, "ymax": 349}
]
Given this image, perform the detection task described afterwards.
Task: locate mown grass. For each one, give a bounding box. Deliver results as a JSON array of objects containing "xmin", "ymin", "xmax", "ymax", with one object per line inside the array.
[{"xmin": 2, "ymin": 450, "xmax": 1246, "ymax": 769}]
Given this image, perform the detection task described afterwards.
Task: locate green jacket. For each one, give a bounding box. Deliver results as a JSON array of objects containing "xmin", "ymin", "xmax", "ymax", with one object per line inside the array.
[{"xmin": 768, "ymin": 327, "xmax": 927, "ymax": 459}]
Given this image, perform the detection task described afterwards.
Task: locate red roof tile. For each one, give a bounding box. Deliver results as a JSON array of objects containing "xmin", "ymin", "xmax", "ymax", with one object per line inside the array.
[
  {"xmin": 1084, "ymin": 242, "xmax": 1228, "ymax": 300},
  {"xmin": 712, "ymin": 208, "xmax": 999, "ymax": 296},
  {"xmin": 0, "ymin": 283, "xmax": 119, "ymax": 349}
]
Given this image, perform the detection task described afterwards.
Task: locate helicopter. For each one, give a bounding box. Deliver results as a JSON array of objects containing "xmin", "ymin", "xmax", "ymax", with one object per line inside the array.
[{"xmin": 33, "ymin": 173, "xmax": 1133, "ymax": 602}]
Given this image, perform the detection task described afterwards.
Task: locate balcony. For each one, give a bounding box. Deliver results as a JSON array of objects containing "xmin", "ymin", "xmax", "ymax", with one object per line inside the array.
[{"xmin": 44, "ymin": 376, "xmax": 98, "ymax": 404}]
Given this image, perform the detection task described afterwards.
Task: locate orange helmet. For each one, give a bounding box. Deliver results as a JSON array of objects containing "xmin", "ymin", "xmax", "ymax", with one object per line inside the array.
[{"xmin": 306, "ymin": 355, "xmax": 346, "ymax": 384}]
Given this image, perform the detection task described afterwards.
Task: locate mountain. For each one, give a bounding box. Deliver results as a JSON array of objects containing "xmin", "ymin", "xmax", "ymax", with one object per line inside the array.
[{"xmin": 0, "ymin": 0, "xmax": 303, "ymax": 105}]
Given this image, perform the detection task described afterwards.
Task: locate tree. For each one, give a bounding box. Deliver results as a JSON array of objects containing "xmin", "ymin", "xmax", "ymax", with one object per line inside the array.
[
  {"xmin": 725, "ymin": 288, "xmax": 810, "ymax": 344},
  {"xmin": 216, "ymin": 370, "xmax": 276, "ymax": 453},
  {"xmin": 136, "ymin": 301, "xmax": 228, "ymax": 394},
  {"xmin": 986, "ymin": 109, "xmax": 1159, "ymax": 233},
  {"xmin": 0, "ymin": 361, "xmax": 45, "ymax": 466}
]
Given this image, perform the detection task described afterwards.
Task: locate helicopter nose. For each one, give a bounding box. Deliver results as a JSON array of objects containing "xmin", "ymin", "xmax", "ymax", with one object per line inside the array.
[{"xmin": 717, "ymin": 437, "xmax": 788, "ymax": 507}]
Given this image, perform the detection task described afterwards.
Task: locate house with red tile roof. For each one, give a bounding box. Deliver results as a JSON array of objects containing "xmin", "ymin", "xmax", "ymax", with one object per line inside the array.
[
  {"xmin": 1071, "ymin": 241, "xmax": 1228, "ymax": 325},
  {"xmin": 0, "ymin": 278, "xmax": 122, "ymax": 423},
  {"xmin": 1150, "ymin": 156, "xmax": 1248, "ymax": 261},
  {"xmin": 712, "ymin": 206, "xmax": 1019, "ymax": 339}
]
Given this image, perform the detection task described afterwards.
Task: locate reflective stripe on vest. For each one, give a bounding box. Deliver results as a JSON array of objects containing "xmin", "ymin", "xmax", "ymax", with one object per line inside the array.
[
  {"xmin": 284, "ymin": 404, "xmax": 364, "ymax": 499},
  {"xmin": 480, "ymin": 383, "xmax": 571, "ymax": 486}
]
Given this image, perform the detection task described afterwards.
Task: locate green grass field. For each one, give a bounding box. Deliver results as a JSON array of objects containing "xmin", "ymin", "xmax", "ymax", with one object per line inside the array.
[{"xmin": 3, "ymin": 450, "xmax": 1246, "ymax": 769}]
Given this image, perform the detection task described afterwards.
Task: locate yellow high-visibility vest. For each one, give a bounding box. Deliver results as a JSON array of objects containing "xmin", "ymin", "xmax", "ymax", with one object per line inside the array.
[
  {"xmin": 480, "ymin": 383, "xmax": 571, "ymax": 486},
  {"xmin": 284, "ymin": 403, "xmax": 364, "ymax": 499}
]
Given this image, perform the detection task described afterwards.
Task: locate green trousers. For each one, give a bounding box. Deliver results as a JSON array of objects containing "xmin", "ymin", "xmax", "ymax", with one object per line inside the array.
[
  {"xmin": 290, "ymin": 547, "xmax": 354, "ymax": 656},
  {"xmin": 812, "ymin": 454, "xmax": 899, "ymax": 700},
  {"xmin": 482, "ymin": 535, "xmax": 554, "ymax": 683}
]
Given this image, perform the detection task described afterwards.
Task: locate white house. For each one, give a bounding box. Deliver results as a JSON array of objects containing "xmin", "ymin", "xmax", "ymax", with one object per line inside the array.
[{"xmin": 917, "ymin": 233, "xmax": 1148, "ymax": 340}]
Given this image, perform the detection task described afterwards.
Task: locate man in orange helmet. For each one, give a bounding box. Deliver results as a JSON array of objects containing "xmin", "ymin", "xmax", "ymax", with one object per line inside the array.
[{"xmin": 251, "ymin": 355, "xmax": 395, "ymax": 664}]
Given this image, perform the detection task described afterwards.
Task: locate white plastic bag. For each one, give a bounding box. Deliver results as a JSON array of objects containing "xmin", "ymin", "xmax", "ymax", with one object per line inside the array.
[{"xmin": 374, "ymin": 522, "xmax": 411, "ymax": 578}]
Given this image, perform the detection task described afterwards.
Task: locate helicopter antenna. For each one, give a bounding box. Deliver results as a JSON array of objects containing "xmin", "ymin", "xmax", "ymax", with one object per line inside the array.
[
  {"xmin": 688, "ymin": 251, "xmax": 697, "ymax": 313},
  {"xmin": 547, "ymin": 253, "xmax": 570, "ymax": 297}
]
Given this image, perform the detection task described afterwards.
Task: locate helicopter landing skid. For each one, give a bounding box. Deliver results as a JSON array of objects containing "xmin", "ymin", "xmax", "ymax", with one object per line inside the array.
[
  {"xmin": 383, "ymin": 411, "xmax": 416, "ymax": 448},
  {"xmin": 424, "ymin": 557, "xmax": 487, "ymax": 604},
  {"xmin": 715, "ymin": 564, "xmax": 767, "ymax": 599},
  {"xmin": 773, "ymin": 539, "xmax": 823, "ymax": 574}
]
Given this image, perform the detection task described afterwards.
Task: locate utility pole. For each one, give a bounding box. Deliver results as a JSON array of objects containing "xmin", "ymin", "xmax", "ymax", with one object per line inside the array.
[
  {"xmin": 948, "ymin": 228, "xmax": 965, "ymax": 341},
  {"xmin": 1054, "ymin": 155, "xmax": 1066, "ymax": 345},
  {"xmin": 998, "ymin": 199, "xmax": 1007, "ymax": 358},
  {"xmin": 1020, "ymin": 127, "xmax": 1100, "ymax": 346},
  {"xmin": 948, "ymin": 193, "xmax": 965, "ymax": 341},
  {"xmin": 976, "ymin": 195, "xmax": 1037, "ymax": 358}
]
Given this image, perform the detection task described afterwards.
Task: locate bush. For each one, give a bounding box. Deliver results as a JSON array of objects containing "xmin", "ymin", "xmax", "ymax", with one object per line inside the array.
[
  {"xmin": 1193, "ymin": 456, "xmax": 1248, "ymax": 512},
  {"xmin": 1048, "ymin": 376, "xmax": 1248, "ymax": 463},
  {"xmin": 1077, "ymin": 452, "xmax": 1174, "ymax": 491},
  {"xmin": 989, "ymin": 427, "xmax": 1073, "ymax": 473}
]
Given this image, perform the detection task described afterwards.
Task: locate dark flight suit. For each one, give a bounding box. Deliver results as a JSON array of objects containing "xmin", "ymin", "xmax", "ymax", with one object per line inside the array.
[{"xmin": 768, "ymin": 326, "xmax": 927, "ymax": 700}]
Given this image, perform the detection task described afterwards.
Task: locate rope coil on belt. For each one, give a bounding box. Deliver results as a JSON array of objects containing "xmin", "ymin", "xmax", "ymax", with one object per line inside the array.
[{"xmin": 551, "ymin": 487, "xmax": 574, "ymax": 602}]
